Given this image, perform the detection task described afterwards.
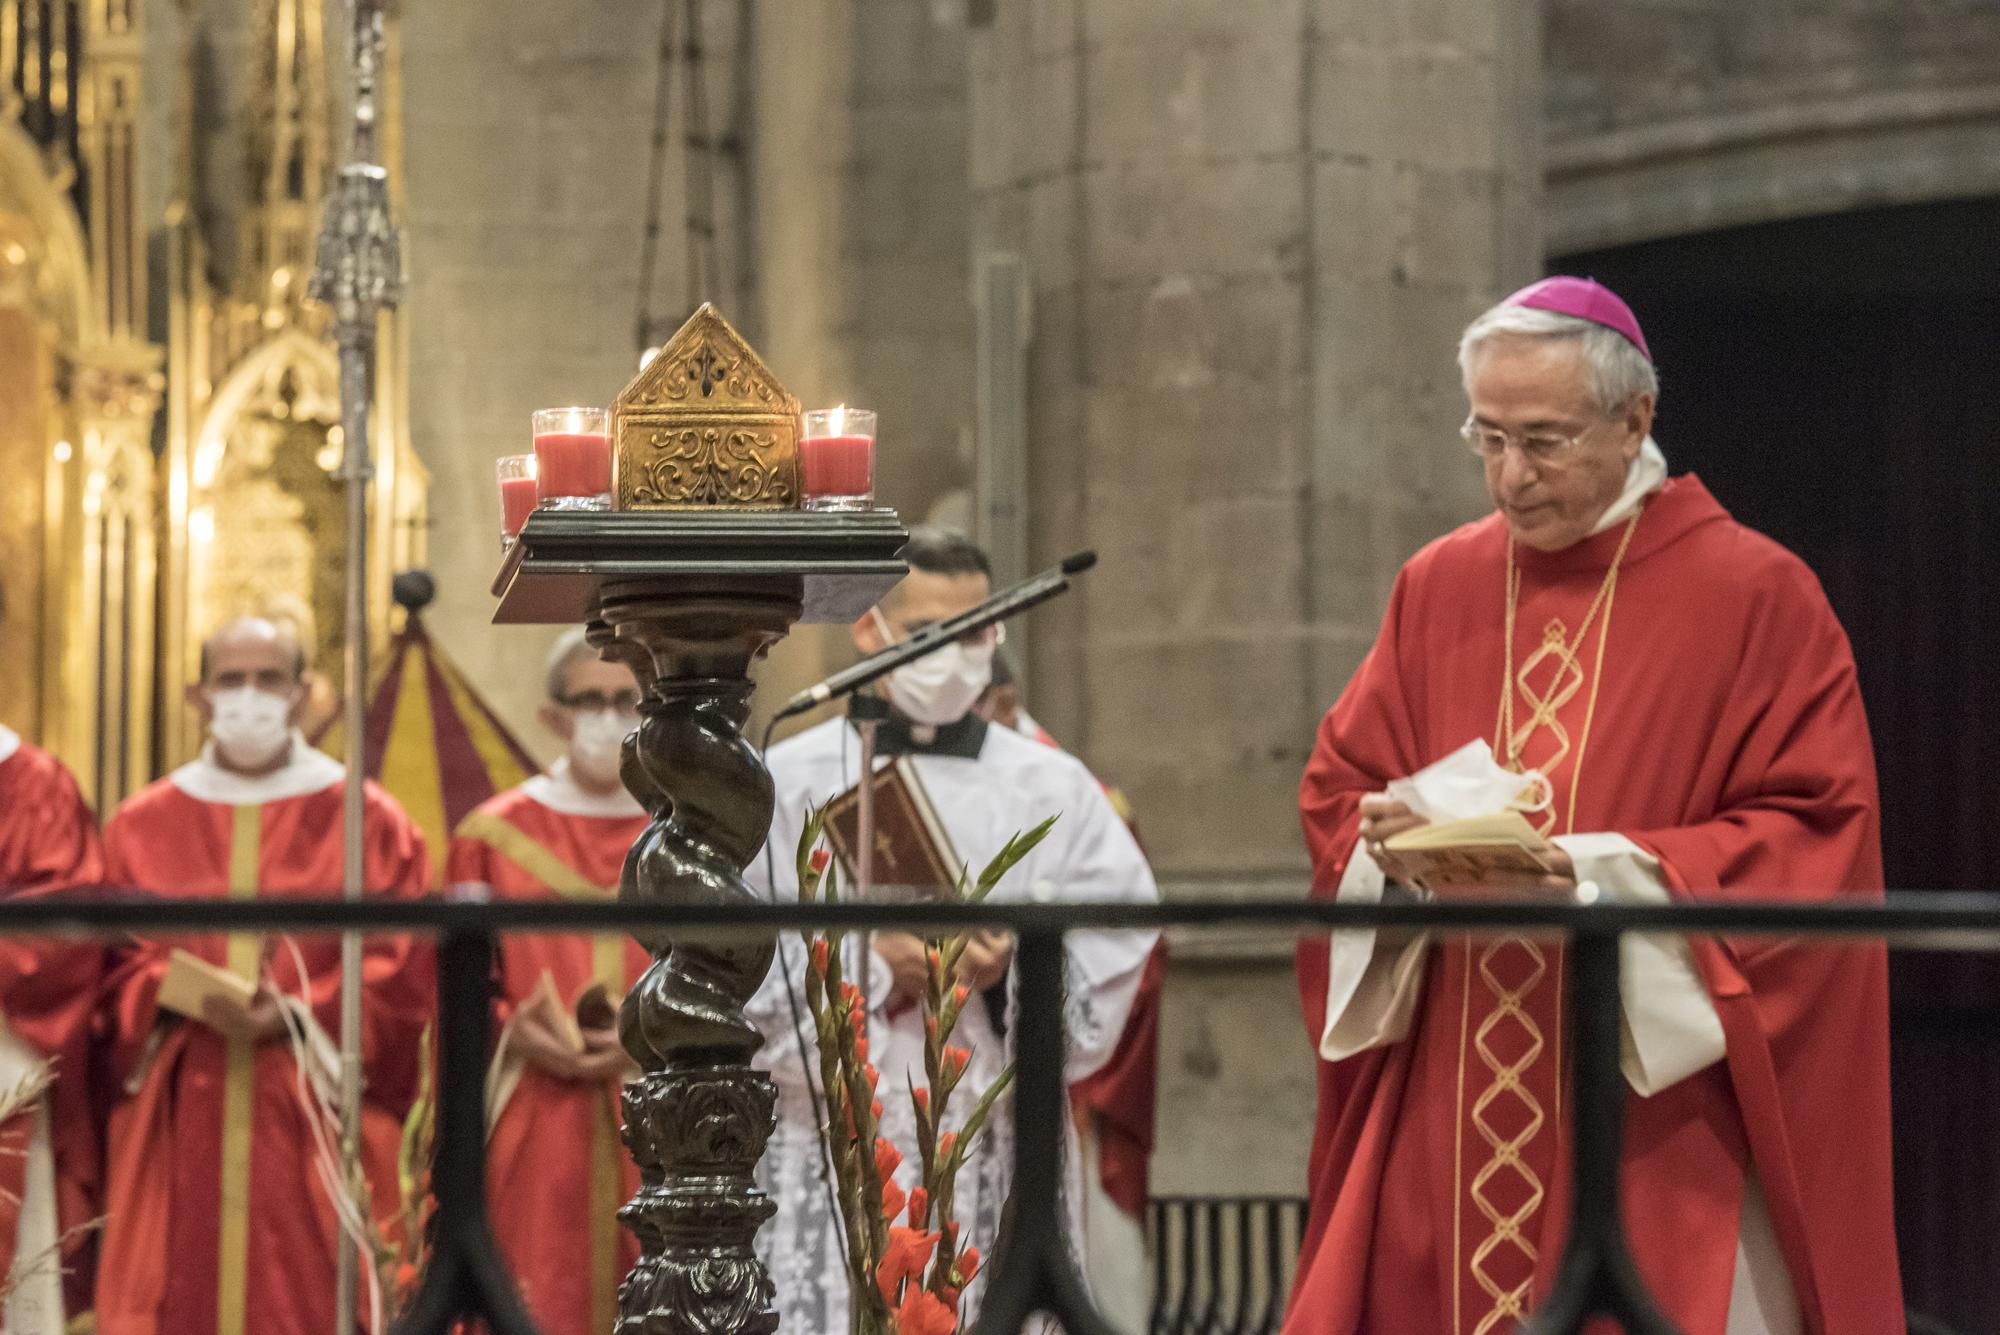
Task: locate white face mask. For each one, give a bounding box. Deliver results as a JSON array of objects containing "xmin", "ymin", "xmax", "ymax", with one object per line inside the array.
[
  {"xmin": 207, "ymin": 686, "xmax": 293, "ymax": 771},
  {"xmin": 1384, "ymin": 739, "xmax": 1550, "ymax": 823},
  {"xmin": 568, "ymin": 708, "xmax": 638, "ymax": 789},
  {"xmin": 873, "ymin": 609, "xmax": 995, "ymax": 727}
]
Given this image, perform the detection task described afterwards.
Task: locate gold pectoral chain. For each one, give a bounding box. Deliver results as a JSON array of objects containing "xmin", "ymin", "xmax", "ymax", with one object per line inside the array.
[{"xmin": 1495, "ymin": 512, "xmax": 1640, "ymax": 837}]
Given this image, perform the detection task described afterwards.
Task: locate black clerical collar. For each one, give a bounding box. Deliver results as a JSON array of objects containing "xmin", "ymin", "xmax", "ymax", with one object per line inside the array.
[{"xmin": 866, "ymin": 713, "xmax": 989, "ymax": 759}]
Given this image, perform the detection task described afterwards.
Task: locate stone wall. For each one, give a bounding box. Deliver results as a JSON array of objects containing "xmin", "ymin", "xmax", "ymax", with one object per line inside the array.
[
  {"xmin": 967, "ymin": 0, "xmax": 1535, "ymax": 881},
  {"xmin": 967, "ymin": 0, "xmax": 1541, "ymax": 1193},
  {"xmin": 400, "ymin": 0, "xmax": 716, "ymax": 755},
  {"xmin": 1545, "ymin": 0, "xmax": 2000, "ymax": 252},
  {"xmin": 749, "ymin": 0, "xmax": 981, "ymax": 731}
]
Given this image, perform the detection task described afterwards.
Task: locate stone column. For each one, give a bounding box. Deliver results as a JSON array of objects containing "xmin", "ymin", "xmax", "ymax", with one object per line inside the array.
[{"xmin": 968, "ymin": 0, "xmax": 1541, "ymax": 1190}]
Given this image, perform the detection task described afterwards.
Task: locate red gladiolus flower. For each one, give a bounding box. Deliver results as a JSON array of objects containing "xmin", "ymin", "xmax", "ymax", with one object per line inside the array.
[
  {"xmin": 907, "ymin": 1186, "xmax": 929, "ymax": 1226},
  {"xmin": 944, "ymin": 1221, "xmax": 959, "ymax": 1250},
  {"xmin": 926, "ymin": 947, "xmax": 943, "ymax": 969},
  {"xmin": 954, "ymin": 1245, "xmax": 981, "ymax": 1283},
  {"xmin": 925, "ymin": 1016, "xmax": 939, "ymax": 1041},
  {"xmin": 872, "ymin": 1097, "xmax": 886, "ymax": 1121},
  {"xmin": 810, "ymin": 847, "xmax": 831, "ymax": 873},
  {"xmin": 937, "ymin": 1130, "xmax": 958, "ymax": 1161},
  {"xmin": 809, "ymin": 938, "xmax": 831, "ymax": 977},
  {"xmin": 952, "ymin": 983, "xmax": 969, "ymax": 1009},
  {"xmin": 912, "ymin": 1086, "xmax": 930, "ymax": 1114},
  {"xmin": 875, "ymin": 1137, "xmax": 903, "ymax": 1181},
  {"xmin": 850, "ymin": 1008, "xmax": 868, "ymax": 1037},
  {"xmin": 943, "ymin": 1046, "xmax": 970, "ymax": 1080},
  {"xmin": 865, "ymin": 1063, "xmax": 881, "ymax": 1092},
  {"xmin": 894, "ymin": 1287, "xmax": 958, "ymax": 1335},
  {"xmin": 854, "ymin": 1037, "xmax": 870, "ymax": 1065},
  {"xmin": 875, "ymin": 1225, "xmax": 940, "ymax": 1303},
  {"xmin": 941, "ymin": 1285, "xmax": 961, "ymax": 1310},
  {"xmin": 880, "ymin": 1176, "xmax": 907, "ymax": 1222},
  {"xmin": 840, "ymin": 982, "xmax": 862, "ymax": 1005}
]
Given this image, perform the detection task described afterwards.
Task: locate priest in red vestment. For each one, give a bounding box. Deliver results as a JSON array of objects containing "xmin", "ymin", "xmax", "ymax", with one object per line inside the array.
[
  {"xmin": 445, "ymin": 628, "xmax": 649, "ymax": 1335},
  {"xmin": 0, "ymin": 713, "xmax": 105, "ymax": 1333},
  {"xmin": 95, "ymin": 616, "xmax": 432, "ymax": 1335},
  {"xmin": 1290, "ymin": 278, "xmax": 1901, "ymax": 1335}
]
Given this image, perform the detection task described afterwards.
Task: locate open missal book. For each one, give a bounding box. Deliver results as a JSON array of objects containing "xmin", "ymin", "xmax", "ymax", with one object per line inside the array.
[
  {"xmin": 156, "ymin": 948, "xmax": 258, "ymax": 1020},
  {"xmin": 822, "ymin": 757, "xmax": 962, "ymax": 900},
  {"xmin": 1382, "ymin": 810, "xmax": 1554, "ymax": 889}
]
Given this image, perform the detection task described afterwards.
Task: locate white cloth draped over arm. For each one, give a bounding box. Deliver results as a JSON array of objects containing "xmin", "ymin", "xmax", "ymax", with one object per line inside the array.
[
  {"xmin": 996, "ymin": 763, "xmax": 1159, "ymax": 1087},
  {"xmin": 1317, "ymin": 842, "xmax": 1430, "ymax": 1060},
  {"xmin": 1557, "ymin": 832, "xmax": 1726, "ymax": 1096},
  {"xmin": 1317, "ymin": 832, "xmax": 1726, "ymax": 1095}
]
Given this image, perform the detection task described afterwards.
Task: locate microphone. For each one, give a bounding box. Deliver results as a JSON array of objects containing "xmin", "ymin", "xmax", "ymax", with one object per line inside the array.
[{"xmin": 772, "ymin": 550, "xmax": 1097, "ymax": 722}]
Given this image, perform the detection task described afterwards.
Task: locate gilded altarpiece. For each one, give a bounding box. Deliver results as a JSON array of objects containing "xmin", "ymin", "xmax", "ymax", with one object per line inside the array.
[
  {"xmin": 1, "ymin": 0, "xmax": 163, "ymax": 811},
  {"xmin": 3, "ymin": 0, "xmax": 426, "ymax": 798}
]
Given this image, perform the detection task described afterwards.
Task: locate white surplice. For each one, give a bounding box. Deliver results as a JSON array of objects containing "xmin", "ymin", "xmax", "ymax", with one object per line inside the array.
[{"xmin": 745, "ymin": 716, "xmax": 1159, "ymax": 1335}]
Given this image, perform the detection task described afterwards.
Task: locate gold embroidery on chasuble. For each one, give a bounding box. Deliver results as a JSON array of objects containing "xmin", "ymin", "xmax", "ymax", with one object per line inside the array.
[
  {"xmin": 218, "ymin": 806, "xmax": 263, "ymax": 1335},
  {"xmin": 1453, "ymin": 515, "xmax": 1638, "ymax": 1334}
]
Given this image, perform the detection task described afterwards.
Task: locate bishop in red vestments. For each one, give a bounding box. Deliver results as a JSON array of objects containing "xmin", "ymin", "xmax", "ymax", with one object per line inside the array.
[
  {"xmin": 1290, "ymin": 279, "xmax": 1901, "ymax": 1335},
  {"xmin": 95, "ymin": 617, "xmax": 432, "ymax": 1335},
  {"xmin": 0, "ymin": 721, "xmax": 105, "ymax": 1331},
  {"xmin": 445, "ymin": 629, "xmax": 649, "ymax": 1335}
]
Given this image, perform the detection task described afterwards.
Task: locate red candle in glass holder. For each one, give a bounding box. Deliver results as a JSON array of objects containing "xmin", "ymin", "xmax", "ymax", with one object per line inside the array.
[
  {"xmin": 800, "ymin": 406, "xmax": 876, "ymax": 511},
  {"xmin": 495, "ymin": 453, "xmax": 537, "ymax": 547},
  {"xmin": 532, "ymin": 408, "xmax": 612, "ymax": 509},
  {"xmin": 500, "ymin": 476, "xmax": 538, "ymax": 534}
]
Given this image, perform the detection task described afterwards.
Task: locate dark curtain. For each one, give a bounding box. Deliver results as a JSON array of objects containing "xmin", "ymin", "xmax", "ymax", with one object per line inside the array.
[{"xmin": 1563, "ymin": 196, "xmax": 2000, "ymax": 1333}]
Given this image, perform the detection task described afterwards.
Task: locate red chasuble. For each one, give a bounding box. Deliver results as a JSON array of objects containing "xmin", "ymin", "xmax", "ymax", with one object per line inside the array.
[
  {"xmin": 0, "ymin": 740, "xmax": 105, "ymax": 1313},
  {"xmin": 95, "ymin": 770, "xmax": 431, "ymax": 1335},
  {"xmin": 446, "ymin": 786, "xmax": 649, "ymax": 1335},
  {"xmin": 1290, "ymin": 477, "xmax": 1901, "ymax": 1335}
]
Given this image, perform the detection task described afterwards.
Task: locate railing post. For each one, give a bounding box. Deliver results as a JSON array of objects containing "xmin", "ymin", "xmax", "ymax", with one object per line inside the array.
[
  {"xmin": 971, "ymin": 927, "xmax": 1122, "ymax": 1335},
  {"xmin": 391, "ymin": 929, "xmax": 544, "ymax": 1335},
  {"xmin": 1520, "ymin": 929, "xmax": 1681, "ymax": 1335}
]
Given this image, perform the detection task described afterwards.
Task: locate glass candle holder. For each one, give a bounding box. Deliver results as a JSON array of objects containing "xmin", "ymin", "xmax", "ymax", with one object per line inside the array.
[
  {"xmin": 533, "ymin": 407, "xmax": 612, "ymax": 510},
  {"xmin": 496, "ymin": 454, "xmax": 538, "ymax": 548},
  {"xmin": 800, "ymin": 406, "xmax": 876, "ymax": 512}
]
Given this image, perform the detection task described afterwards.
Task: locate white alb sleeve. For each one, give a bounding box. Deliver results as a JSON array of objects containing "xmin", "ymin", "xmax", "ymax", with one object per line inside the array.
[
  {"xmin": 1318, "ymin": 840, "xmax": 1430, "ymax": 1061},
  {"xmin": 1554, "ymin": 832, "xmax": 1726, "ymax": 1095}
]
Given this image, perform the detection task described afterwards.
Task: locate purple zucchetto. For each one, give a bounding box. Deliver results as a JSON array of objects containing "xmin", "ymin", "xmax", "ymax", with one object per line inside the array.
[{"xmin": 1503, "ymin": 276, "xmax": 1652, "ymax": 363}]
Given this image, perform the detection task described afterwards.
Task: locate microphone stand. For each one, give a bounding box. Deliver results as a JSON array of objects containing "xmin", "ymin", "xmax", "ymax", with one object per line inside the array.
[{"xmin": 848, "ymin": 693, "xmax": 890, "ymax": 1011}]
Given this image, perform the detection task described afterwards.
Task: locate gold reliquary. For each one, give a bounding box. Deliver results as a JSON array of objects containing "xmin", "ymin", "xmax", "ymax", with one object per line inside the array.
[{"xmin": 612, "ymin": 304, "xmax": 802, "ymax": 510}]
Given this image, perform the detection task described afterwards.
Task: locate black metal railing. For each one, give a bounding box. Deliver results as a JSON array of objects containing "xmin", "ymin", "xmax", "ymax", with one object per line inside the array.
[{"xmin": 5, "ymin": 890, "xmax": 1997, "ymax": 1335}]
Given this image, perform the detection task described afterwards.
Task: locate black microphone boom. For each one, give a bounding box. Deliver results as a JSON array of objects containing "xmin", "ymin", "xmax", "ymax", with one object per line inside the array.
[{"xmin": 771, "ymin": 550, "xmax": 1097, "ymax": 722}]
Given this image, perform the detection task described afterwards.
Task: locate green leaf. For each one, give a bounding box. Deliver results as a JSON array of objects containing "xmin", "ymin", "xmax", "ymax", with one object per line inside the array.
[{"xmin": 968, "ymin": 816, "xmax": 1058, "ymax": 903}]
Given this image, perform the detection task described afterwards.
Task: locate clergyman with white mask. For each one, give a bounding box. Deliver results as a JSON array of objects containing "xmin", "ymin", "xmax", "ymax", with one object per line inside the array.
[
  {"xmin": 744, "ymin": 525, "xmax": 1161, "ymax": 1335},
  {"xmin": 444, "ymin": 627, "xmax": 652, "ymax": 1335},
  {"xmin": 96, "ymin": 616, "xmax": 433, "ymax": 1335}
]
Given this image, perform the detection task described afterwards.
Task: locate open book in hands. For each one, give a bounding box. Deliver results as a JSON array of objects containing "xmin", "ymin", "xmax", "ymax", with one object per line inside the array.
[
  {"xmin": 1383, "ymin": 810, "xmax": 1554, "ymax": 889},
  {"xmin": 156, "ymin": 948, "xmax": 258, "ymax": 1020}
]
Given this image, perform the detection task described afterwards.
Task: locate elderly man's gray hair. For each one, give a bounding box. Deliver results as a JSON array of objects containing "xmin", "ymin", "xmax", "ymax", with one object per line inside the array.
[
  {"xmin": 1458, "ymin": 303, "xmax": 1660, "ymax": 415},
  {"xmin": 543, "ymin": 626, "xmax": 597, "ymax": 703}
]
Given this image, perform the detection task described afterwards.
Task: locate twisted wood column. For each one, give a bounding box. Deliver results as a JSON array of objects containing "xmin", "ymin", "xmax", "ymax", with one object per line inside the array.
[{"xmin": 599, "ymin": 576, "xmax": 803, "ymax": 1335}]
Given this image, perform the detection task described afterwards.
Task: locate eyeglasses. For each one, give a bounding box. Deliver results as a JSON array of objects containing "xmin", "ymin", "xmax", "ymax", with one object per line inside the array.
[
  {"xmin": 557, "ymin": 689, "xmax": 643, "ymax": 714},
  {"xmin": 1459, "ymin": 418, "xmax": 1598, "ymax": 467},
  {"xmin": 896, "ymin": 619, "xmax": 1006, "ymax": 650}
]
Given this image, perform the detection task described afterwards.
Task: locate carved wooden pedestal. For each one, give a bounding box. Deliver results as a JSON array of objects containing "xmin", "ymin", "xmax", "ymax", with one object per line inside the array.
[{"xmin": 496, "ymin": 511, "xmax": 906, "ymax": 1334}]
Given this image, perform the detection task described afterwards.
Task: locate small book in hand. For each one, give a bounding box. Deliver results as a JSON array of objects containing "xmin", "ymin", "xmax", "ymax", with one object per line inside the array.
[
  {"xmin": 1384, "ymin": 811, "xmax": 1554, "ymax": 888},
  {"xmin": 822, "ymin": 757, "xmax": 962, "ymax": 900},
  {"xmin": 157, "ymin": 948, "xmax": 258, "ymax": 1021},
  {"xmin": 532, "ymin": 969, "xmax": 588, "ymax": 1054}
]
